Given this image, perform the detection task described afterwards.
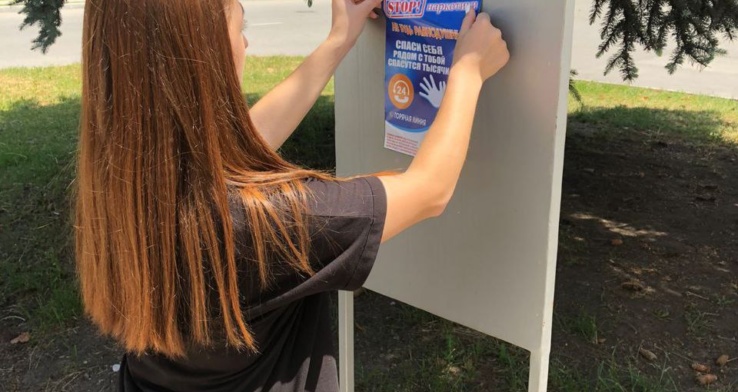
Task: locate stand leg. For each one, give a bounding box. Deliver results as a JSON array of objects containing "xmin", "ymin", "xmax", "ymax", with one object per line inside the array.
[
  {"xmin": 528, "ymin": 348, "xmax": 550, "ymax": 392},
  {"xmin": 338, "ymin": 290, "xmax": 355, "ymax": 392}
]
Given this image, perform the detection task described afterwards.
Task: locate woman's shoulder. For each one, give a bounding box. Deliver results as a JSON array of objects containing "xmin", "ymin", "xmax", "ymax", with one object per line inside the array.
[
  {"xmin": 226, "ymin": 175, "xmax": 386, "ymax": 228},
  {"xmin": 302, "ymin": 176, "xmax": 386, "ymax": 218}
]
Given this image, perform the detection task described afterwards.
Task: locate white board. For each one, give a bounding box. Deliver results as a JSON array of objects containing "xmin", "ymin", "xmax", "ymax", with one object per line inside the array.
[{"xmin": 336, "ymin": 0, "xmax": 575, "ymax": 390}]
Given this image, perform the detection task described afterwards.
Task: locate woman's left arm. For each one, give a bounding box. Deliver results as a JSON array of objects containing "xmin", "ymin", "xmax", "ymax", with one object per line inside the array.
[{"xmin": 249, "ymin": 0, "xmax": 383, "ymax": 150}]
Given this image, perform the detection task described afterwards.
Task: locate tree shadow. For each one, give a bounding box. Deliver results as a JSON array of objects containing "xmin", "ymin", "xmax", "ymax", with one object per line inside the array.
[
  {"xmin": 570, "ymin": 105, "xmax": 735, "ymax": 145},
  {"xmin": 554, "ymin": 104, "xmax": 738, "ymax": 388},
  {"xmin": 0, "ymin": 95, "xmax": 97, "ymax": 391},
  {"xmin": 0, "ymin": 96, "xmax": 81, "ymax": 184},
  {"xmin": 0, "ymin": 95, "xmax": 84, "ymax": 332},
  {"xmin": 4, "ymin": 88, "xmax": 738, "ymax": 390},
  {"xmin": 246, "ymin": 93, "xmax": 337, "ymax": 172}
]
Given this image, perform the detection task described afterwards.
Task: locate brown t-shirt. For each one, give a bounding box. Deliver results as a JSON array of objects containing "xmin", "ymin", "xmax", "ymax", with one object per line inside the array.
[{"xmin": 119, "ymin": 177, "xmax": 387, "ymax": 392}]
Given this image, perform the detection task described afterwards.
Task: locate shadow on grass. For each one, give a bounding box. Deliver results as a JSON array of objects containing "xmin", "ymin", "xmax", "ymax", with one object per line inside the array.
[
  {"xmin": 570, "ymin": 105, "xmax": 736, "ymax": 144},
  {"xmin": 3, "ymin": 88, "xmax": 737, "ymax": 391},
  {"xmin": 355, "ymin": 103, "xmax": 738, "ymax": 391},
  {"xmin": 0, "ymin": 96, "xmax": 82, "ymax": 332},
  {"xmin": 555, "ymin": 104, "xmax": 738, "ymax": 390},
  {"xmin": 247, "ymin": 93, "xmax": 337, "ymax": 171}
]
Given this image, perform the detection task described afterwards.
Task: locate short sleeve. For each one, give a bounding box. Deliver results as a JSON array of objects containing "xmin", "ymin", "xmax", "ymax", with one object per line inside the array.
[
  {"xmin": 303, "ymin": 176, "xmax": 387, "ymax": 291},
  {"xmin": 234, "ymin": 176, "xmax": 387, "ymax": 317}
]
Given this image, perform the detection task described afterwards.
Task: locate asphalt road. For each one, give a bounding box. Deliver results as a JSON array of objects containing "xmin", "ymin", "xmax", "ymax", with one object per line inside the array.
[
  {"xmin": 570, "ymin": 0, "xmax": 738, "ymax": 99},
  {"xmin": 1, "ymin": 0, "xmax": 736, "ymax": 98}
]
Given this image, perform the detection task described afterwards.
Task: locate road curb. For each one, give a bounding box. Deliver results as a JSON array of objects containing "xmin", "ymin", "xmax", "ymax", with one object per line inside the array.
[{"xmin": 0, "ymin": 2, "xmax": 85, "ymax": 13}]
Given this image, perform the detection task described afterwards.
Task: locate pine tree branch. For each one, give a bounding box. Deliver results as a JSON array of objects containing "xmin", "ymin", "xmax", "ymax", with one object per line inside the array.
[
  {"xmin": 569, "ymin": 69, "xmax": 583, "ymax": 105},
  {"xmin": 13, "ymin": 0, "xmax": 66, "ymax": 53},
  {"xmin": 592, "ymin": 0, "xmax": 738, "ymax": 80}
]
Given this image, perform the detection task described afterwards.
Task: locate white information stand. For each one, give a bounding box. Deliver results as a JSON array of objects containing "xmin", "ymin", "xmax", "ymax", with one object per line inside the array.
[{"xmin": 335, "ymin": 0, "xmax": 575, "ymax": 390}]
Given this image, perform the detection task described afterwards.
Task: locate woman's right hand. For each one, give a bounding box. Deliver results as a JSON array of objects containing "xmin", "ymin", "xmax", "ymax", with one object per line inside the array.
[{"xmin": 452, "ymin": 11, "xmax": 510, "ymax": 83}]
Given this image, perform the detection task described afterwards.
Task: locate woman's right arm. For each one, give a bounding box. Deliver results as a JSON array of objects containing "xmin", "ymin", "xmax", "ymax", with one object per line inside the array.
[{"xmin": 378, "ymin": 11, "xmax": 510, "ymax": 243}]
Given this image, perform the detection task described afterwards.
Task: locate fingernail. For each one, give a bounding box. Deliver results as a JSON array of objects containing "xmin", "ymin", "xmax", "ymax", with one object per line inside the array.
[{"xmin": 465, "ymin": 5, "xmax": 471, "ymax": 13}]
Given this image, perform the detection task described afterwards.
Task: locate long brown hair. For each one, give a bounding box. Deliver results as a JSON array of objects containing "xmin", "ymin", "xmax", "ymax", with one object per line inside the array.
[{"xmin": 75, "ymin": 0, "xmax": 330, "ymax": 357}]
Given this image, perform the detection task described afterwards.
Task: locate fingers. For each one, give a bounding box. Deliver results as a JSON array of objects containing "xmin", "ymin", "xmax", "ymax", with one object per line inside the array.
[
  {"xmin": 458, "ymin": 8, "xmax": 476, "ymax": 37},
  {"xmin": 352, "ymin": 0, "xmax": 383, "ymax": 19},
  {"xmin": 475, "ymin": 12, "xmax": 491, "ymax": 24},
  {"xmin": 468, "ymin": 13, "xmax": 498, "ymax": 41},
  {"xmin": 429, "ymin": 74, "xmax": 437, "ymax": 90},
  {"xmin": 361, "ymin": 0, "xmax": 382, "ymax": 20},
  {"xmin": 361, "ymin": 0, "xmax": 383, "ymax": 11}
]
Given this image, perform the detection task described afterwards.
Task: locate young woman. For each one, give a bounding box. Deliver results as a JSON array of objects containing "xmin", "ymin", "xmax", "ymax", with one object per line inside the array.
[{"xmin": 75, "ymin": 0, "xmax": 508, "ymax": 390}]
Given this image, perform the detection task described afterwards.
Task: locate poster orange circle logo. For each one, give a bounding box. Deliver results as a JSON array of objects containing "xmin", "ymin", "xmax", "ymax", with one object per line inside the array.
[{"xmin": 388, "ymin": 74, "xmax": 414, "ymax": 110}]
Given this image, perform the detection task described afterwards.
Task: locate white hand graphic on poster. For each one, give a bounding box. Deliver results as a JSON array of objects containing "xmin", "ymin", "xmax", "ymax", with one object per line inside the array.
[{"xmin": 419, "ymin": 75, "xmax": 446, "ymax": 109}]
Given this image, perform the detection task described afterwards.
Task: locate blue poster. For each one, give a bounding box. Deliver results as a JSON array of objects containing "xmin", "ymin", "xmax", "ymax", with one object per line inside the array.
[{"xmin": 384, "ymin": 0, "xmax": 481, "ymax": 156}]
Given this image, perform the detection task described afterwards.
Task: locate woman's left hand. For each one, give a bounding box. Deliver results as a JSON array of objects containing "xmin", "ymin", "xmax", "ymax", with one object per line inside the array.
[{"xmin": 328, "ymin": 0, "xmax": 384, "ymax": 51}]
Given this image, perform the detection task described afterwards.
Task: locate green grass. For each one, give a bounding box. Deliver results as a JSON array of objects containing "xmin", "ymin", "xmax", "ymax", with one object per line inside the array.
[
  {"xmin": 683, "ymin": 304, "xmax": 716, "ymax": 337},
  {"xmin": 569, "ymin": 81, "xmax": 738, "ymax": 144},
  {"xmin": 556, "ymin": 307, "xmax": 600, "ymax": 344},
  {"xmin": 356, "ymin": 301, "xmax": 685, "ymax": 392},
  {"xmin": 0, "ymin": 65, "xmax": 83, "ymax": 331},
  {"xmin": 549, "ymin": 355, "xmax": 680, "ymax": 392},
  {"xmin": 244, "ymin": 56, "xmax": 337, "ymax": 170},
  {"xmin": 2, "ymin": 60, "xmax": 737, "ymax": 389}
]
